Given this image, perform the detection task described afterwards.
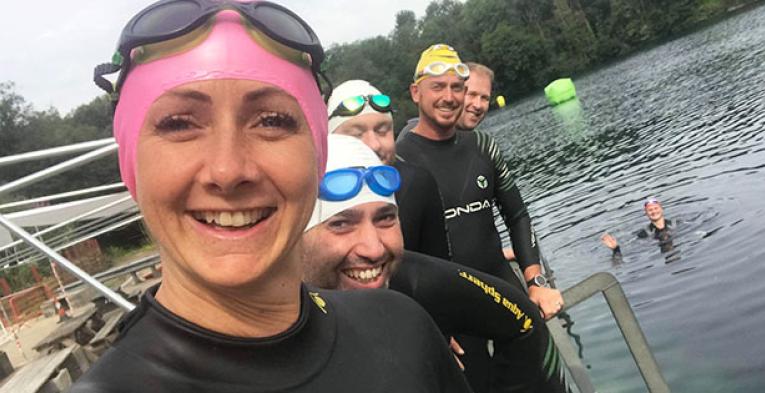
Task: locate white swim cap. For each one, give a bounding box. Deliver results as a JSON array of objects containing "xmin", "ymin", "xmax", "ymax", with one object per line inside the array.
[
  {"xmin": 327, "ymin": 80, "xmax": 393, "ymax": 134},
  {"xmin": 305, "ymin": 135, "xmax": 397, "ymax": 231}
]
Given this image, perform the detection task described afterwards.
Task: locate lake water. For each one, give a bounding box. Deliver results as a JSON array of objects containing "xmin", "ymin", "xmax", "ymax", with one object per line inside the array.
[{"xmin": 482, "ymin": 5, "xmax": 765, "ymax": 392}]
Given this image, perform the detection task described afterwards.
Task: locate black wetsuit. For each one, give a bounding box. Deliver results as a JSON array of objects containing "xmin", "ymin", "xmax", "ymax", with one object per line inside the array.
[
  {"xmin": 397, "ymin": 130, "xmax": 543, "ymax": 393},
  {"xmin": 391, "ymin": 250, "xmax": 568, "ymax": 393},
  {"xmin": 394, "ymin": 159, "xmax": 451, "ymax": 260},
  {"xmin": 397, "ymin": 130, "xmax": 540, "ymax": 288},
  {"xmin": 637, "ymin": 219, "xmax": 676, "ymax": 252},
  {"xmin": 70, "ymin": 285, "xmax": 471, "ymax": 393},
  {"xmin": 613, "ymin": 219, "xmax": 678, "ymax": 262}
]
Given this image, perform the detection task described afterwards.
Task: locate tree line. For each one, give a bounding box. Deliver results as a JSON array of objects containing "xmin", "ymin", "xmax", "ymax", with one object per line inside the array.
[
  {"xmin": 1, "ymin": 0, "xmax": 762, "ymax": 199},
  {"xmin": 0, "ymin": 81, "xmax": 120, "ymax": 201},
  {"xmin": 322, "ymin": 0, "xmax": 762, "ymax": 130}
]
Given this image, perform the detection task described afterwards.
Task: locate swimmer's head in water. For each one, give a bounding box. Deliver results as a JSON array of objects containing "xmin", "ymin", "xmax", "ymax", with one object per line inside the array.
[
  {"xmin": 95, "ymin": 2, "xmax": 328, "ymax": 198},
  {"xmin": 644, "ymin": 197, "xmax": 664, "ymax": 222},
  {"xmin": 302, "ymin": 135, "xmax": 403, "ymax": 291}
]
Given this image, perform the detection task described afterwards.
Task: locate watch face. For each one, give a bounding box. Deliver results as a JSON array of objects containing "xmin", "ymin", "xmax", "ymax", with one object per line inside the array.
[{"xmin": 534, "ymin": 275, "xmax": 547, "ymax": 287}]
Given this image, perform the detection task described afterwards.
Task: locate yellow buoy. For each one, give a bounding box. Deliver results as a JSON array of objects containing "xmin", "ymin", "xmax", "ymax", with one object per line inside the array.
[{"xmin": 496, "ymin": 95, "xmax": 506, "ymax": 108}]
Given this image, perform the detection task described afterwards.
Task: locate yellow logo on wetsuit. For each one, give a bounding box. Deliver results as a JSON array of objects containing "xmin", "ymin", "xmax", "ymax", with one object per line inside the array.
[
  {"xmin": 458, "ymin": 270, "xmax": 534, "ymax": 333},
  {"xmin": 309, "ymin": 292, "xmax": 328, "ymax": 314}
]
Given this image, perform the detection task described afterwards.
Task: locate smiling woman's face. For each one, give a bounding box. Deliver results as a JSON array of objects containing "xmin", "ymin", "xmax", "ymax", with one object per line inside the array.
[{"xmin": 136, "ymin": 79, "xmax": 318, "ymax": 290}]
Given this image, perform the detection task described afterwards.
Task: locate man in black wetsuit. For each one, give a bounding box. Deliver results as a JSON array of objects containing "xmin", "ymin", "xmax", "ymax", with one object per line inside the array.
[
  {"xmin": 327, "ymin": 79, "xmax": 451, "ymax": 260},
  {"xmin": 301, "ymin": 134, "xmax": 569, "ymax": 393},
  {"xmin": 602, "ymin": 197, "xmax": 679, "ymax": 262},
  {"xmin": 396, "ymin": 44, "xmax": 564, "ymax": 393},
  {"xmin": 398, "ymin": 62, "xmax": 516, "ymax": 262}
]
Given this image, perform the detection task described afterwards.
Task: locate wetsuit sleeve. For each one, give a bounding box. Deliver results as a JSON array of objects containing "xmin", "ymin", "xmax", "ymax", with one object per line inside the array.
[
  {"xmin": 395, "ymin": 162, "xmax": 451, "ymax": 260},
  {"xmin": 396, "ymin": 117, "xmax": 419, "ymax": 141},
  {"xmin": 412, "ymin": 167, "xmax": 451, "ymax": 260},
  {"xmin": 475, "ymin": 131, "xmax": 541, "ymax": 271},
  {"xmin": 611, "ymin": 245, "xmax": 624, "ymax": 264},
  {"xmin": 390, "ymin": 250, "xmax": 537, "ymax": 340}
]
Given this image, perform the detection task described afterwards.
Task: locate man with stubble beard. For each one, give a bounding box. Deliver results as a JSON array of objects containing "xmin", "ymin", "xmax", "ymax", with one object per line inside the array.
[
  {"xmin": 395, "ymin": 44, "xmax": 565, "ymax": 393},
  {"xmin": 301, "ymin": 135, "xmax": 568, "ymax": 393}
]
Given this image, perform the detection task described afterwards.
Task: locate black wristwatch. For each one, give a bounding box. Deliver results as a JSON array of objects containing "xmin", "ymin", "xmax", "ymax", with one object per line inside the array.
[{"xmin": 526, "ymin": 275, "xmax": 548, "ymax": 288}]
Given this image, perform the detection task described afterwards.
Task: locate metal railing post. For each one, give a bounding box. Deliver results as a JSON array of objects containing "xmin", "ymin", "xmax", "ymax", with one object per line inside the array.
[{"xmin": 560, "ymin": 272, "xmax": 670, "ymax": 393}]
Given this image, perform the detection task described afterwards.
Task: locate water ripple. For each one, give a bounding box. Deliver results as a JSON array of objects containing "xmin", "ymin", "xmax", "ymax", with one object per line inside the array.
[{"xmin": 483, "ymin": 5, "xmax": 765, "ymax": 392}]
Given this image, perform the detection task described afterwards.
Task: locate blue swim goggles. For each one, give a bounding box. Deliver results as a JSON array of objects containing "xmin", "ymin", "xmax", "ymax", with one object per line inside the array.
[{"xmin": 319, "ymin": 166, "xmax": 401, "ymax": 202}]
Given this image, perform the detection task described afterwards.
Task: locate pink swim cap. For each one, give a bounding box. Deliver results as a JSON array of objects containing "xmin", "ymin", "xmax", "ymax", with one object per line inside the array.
[{"xmin": 113, "ymin": 10, "xmax": 328, "ymax": 198}]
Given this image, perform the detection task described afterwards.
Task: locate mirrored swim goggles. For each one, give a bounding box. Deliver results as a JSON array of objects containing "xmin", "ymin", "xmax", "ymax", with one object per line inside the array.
[
  {"xmin": 415, "ymin": 62, "xmax": 470, "ymax": 83},
  {"xmin": 93, "ymin": 0, "xmax": 328, "ymax": 98},
  {"xmin": 319, "ymin": 166, "xmax": 401, "ymax": 202},
  {"xmin": 329, "ymin": 94, "xmax": 393, "ymax": 119}
]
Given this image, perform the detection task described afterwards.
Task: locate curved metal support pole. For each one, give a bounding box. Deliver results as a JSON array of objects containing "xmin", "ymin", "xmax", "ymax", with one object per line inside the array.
[
  {"xmin": 0, "ymin": 138, "xmax": 114, "ymax": 168},
  {"xmin": 561, "ymin": 272, "xmax": 670, "ymax": 393},
  {"xmin": 0, "ymin": 143, "xmax": 118, "ymax": 198},
  {"xmin": 0, "ymin": 194, "xmax": 134, "ymax": 254},
  {"xmin": 1, "ymin": 213, "xmax": 143, "ymax": 268},
  {"xmin": 0, "ymin": 214, "xmax": 135, "ymax": 312},
  {"xmin": 0, "ymin": 183, "xmax": 125, "ymax": 212}
]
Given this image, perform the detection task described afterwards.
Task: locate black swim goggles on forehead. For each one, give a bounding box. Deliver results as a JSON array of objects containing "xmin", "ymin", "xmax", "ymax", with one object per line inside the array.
[
  {"xmin": 93, "ymin": 0, "xmax": 329, "ymax": 99},
  {"xmin": 329, "ymin": 94, "xmax": 393, "ymax": 119}
]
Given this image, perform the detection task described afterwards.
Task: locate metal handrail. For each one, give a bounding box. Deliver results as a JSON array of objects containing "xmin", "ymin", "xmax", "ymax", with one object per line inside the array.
[
  {"xmin": 557, "ymin": 272, "xmax": 670, "ymax": 393},
  {"xmin": 63, "ymin": 253, "xmax": 160, "ymax": 292}
]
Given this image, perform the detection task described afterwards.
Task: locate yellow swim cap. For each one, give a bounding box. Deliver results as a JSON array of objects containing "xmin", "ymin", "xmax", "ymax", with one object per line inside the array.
[{"xmin": 413, "ymin": 44, "xmax": 469, "ymax": 84}]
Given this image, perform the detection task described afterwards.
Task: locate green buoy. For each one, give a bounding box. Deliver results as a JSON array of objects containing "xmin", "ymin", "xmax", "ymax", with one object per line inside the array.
[{"xmin": 544, "ymin": 78, "xmax": 577, "ymax": 105}]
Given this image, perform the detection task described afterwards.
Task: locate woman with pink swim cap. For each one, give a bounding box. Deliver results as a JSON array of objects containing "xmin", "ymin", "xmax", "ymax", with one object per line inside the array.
[{"xmin": 72, "ymin": 2, "xmax": 471, "ymax": 392}]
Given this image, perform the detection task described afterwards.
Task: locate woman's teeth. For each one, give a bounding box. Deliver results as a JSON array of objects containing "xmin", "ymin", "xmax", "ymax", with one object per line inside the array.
[
  {"xmin": 192, "ymin": 209, "xmax": 273, "ymax": 228},
  {"xmin": 343, "ymin": 266, "xmax": 383, "ymax": 283}
]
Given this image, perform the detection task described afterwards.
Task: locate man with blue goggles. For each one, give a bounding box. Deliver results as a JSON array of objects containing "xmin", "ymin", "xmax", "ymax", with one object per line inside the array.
[
  {"xmin": 326, "ymin": 79, "xmax": 452, "ymax": 262},
  {"xmin": 301, "ymin": 135, "xmax": 569, "ymax": 392}
]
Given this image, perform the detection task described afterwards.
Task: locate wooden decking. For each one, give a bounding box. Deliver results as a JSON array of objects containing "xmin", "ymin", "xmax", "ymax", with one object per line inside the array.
[{"xmin": 0, "ymin": 346, "xmax": 73, "ymax": 393}]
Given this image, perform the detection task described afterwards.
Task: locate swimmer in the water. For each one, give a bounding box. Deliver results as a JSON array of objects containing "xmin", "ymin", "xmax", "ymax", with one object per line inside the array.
[{"xmin": 602, "ymin": 197, "xmax": 678, "ymax": 261}]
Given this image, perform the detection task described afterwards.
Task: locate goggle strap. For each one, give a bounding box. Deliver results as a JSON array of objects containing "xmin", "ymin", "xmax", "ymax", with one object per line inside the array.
[
  {"xmin": 93, "ymin": 62, "xmax": 122, "ymax": 95},
  {"xmin": 317, "ymin": 70, "xmax": 334, "ymax": 104}
]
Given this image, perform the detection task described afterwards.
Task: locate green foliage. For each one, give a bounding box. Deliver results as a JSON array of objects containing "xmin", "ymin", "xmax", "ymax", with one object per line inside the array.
[
  {"xmin": 0, "ymin": 85, "xmax": 120, "ymax": 198},
  {"xmin": 1, "ymin": 0, "xmax": 760, "ymax": 157},
  {"xmin": 104, "ymin": 241, "xmax": 156, "ymax": 266},
  {"xmin": 0, "ymin": 82, "xmax": 32, "ymax": 157},
  {"xmin": 322, "ymin": 0, "xmax": 761, "ymax": 127},
  {"xmin": 0, "ymin": 260, "xmax": 52, "ymax": 293}
]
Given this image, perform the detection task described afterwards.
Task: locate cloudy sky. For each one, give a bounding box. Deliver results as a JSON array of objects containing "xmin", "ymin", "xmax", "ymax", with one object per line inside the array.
[{"xmin": 1, "ymin": 0, "xmax": 433, "ymax": 114}]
